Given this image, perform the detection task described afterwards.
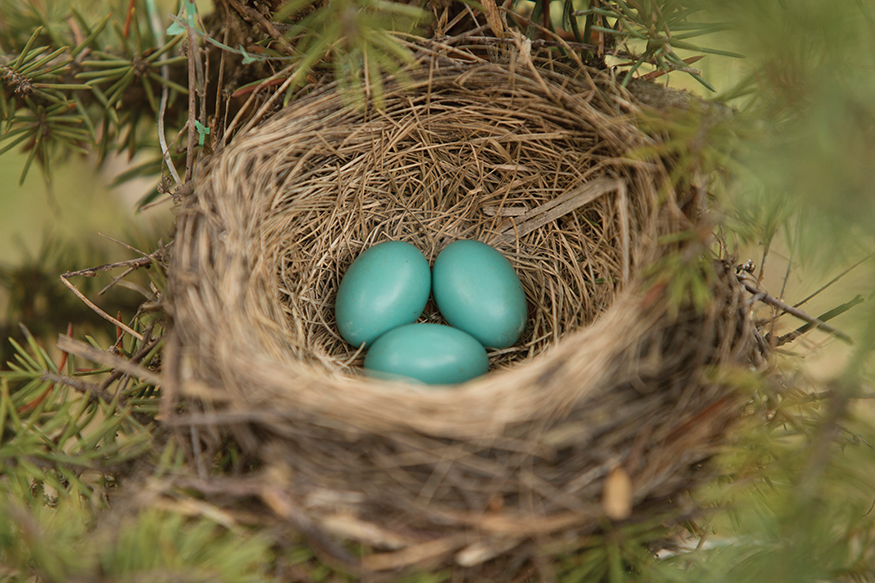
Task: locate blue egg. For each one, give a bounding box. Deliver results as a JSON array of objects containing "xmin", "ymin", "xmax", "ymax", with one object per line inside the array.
[
  {"xmin": 432, "ymin": 240, "xmax": 527, "ymax": 349},
  {"xmin": 364, "ymin": 324, "xmax": 489, "ymax": 385},
  {"xmin": 335, "ymin": 241, "xmax": 431, "ymax": 347}
]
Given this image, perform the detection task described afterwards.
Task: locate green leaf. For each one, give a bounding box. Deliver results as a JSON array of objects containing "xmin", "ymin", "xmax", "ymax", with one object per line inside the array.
[
  {"xmin": 194, "ymin": 120, "xmax": 210, "ymax": 146},
  {"xmin": 166, "ymin": 20, "xmax": 187, "ymax": 36},
  {"xmin": 71, "ymin": 13, "xmax": 112, "ymax": 58},
  {"xmin": 240, "ymin": 46, "xmax": 257, "ymax": 65},
  {"xmin": 14, "ymin": 27, "xmax": 44, "ymax": 69}
]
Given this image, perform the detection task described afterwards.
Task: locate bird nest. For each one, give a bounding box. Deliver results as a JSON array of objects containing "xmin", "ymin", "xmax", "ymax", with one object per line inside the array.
[{"xmin": 165, "ymin": 41, "xmax": 755, "ymax": 577}]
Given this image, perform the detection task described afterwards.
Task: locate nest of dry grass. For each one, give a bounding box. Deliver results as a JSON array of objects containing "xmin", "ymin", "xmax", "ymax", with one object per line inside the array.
[{"xmin": 165, "ymin": 39, "xmax": 757, "ymax": 577}]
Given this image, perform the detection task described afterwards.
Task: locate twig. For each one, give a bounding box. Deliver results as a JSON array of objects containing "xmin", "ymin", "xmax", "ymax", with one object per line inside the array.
[
  {"xmin": 640, "ymin": 55, "xmax": 705, "ymax": 80},
  {"xmin": 497, "ymin": 179, "xmax": 622, "ymax": 242},
  {"xmin": 98, "ymin": 326, "xmax": 160, "ymax": 391},
  {"xmin": 191, "ymin": 425, "xmax": 208, "ymax": 480},
  {"xmin": 122, "ymin": 0, "xmax": 137, "ymax": 38},
  {"xmin": 223, "ymin": 0, "xmax": 293, "ymax": 54},
  {"xmin": 98, "ymin": 265, "xmax": 138, "ymax": 296},
  {"xmin": 184, "ymin": 17, "xmax": 198, "ymax": 184},
  {"xmin": 757, "ymin": 233, "xmax": 772, "ymax": 285},
  {"xmin": 147, "ymin": 0, "xmax": 184, "ymax": 188},
  {"xmin": 60, "ymin": 274, "xmax": 144, "ymax": 340},
  {"xmin": 41, "ymin": 371, "xmax": 118, "ymax": 404},
  {"xmin": 496, "ymin": 8, "xmax": 593, "ymax": 75},
  {"xmin": 261, "ymin": 486, "xmax": 361, "ymax": 568},
  {"xmin": 776, "ymin": 295, "xmax": 864, "ymax": 347},
  {"xmin": 98, "ymin": 232, "xmax": 150, "ymax": 257},
  {"xmin": 739, "ymin": 277, "xmax": 854, "ymax": 345},
  {"xmin": 56, "ymin": 334, "xmax": 162, "ymax": 385},
  {"xmin": 214, "ymin": 8, "xmax": 230, "ymax": 147},
  {"xmin": 62, "ymin": 255, "xmax": 153, "ymax": 278}
]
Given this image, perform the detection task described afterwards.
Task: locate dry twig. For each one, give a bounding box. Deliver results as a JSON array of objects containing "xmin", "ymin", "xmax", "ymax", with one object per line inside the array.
[{"xmin": 739, "ymin": 277, "xmax": 855, "ymax": 344}]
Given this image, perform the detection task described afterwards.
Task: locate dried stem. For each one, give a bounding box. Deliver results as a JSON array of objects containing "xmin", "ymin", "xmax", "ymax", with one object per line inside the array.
[
  {"xmin": 739, "ymin": 277, "xmax": 854, "ymax": 344},
  {"xmin": 776, "ymin": 295, "xmax": 864, "ymax": 347},
  {"xmin": 60, "ymin": 274, "xmax": 144, "ymax": 340},
  {"xmin": 56, "ymin": 334, "xmax": 162, "ymax": 385}
]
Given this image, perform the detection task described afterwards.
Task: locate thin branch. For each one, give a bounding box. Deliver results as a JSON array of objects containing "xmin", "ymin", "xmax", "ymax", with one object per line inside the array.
[
  {"xmin": 757, "ymin": 232, "xmax": 772, "ymax": 285},
  {"xmin": 41, "ymin": 371, "xmax": 118, "ymax": 404},
  {"xmin": 776, "ymin": 295, "xmax": 865, "ymax": 347},
  {"xmin": 224, "ymin": 0, "xmax": 293, "ymax": 53},
  {"xmin": 60, "ymin": 274, "xmax": 144, "ymax": 340},
  {"xmin": 184, "ymin": 19, "xmax": 198, "ymax": 184},
  {"xmin": 149, "ymin": 3, "xmax": 184, "ymax": 188},
  {"xmin": 191, "ymin": 425, "xmax": 208, "ymax": 480},
  {"xmin": 56, "ymin": 334, "xmax": 162, "ymax": 385},
  {"xmin": 98, "ymin": 265, "xmax": 138, "ymax": 296},
  {"xmin": 62, "ymin": 255, "xmax": 153, "ymax": 278},
  {"xmin": 98, "ymin": 232, "xmax": 150, "ymax": 257},
  {"xmin": 740, "ymin": 277, "xmax": 854, "ymax": 345},
  {"xmin": 98, "ymin": 326, "xmax": 160, "ymax": 391}
]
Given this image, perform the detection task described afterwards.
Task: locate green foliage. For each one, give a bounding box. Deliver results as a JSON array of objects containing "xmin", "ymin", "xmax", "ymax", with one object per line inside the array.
[
  {"xmin": 0, "ymin": 2, "xmax": 189, "ymax": 185},
  {"xmin": 0, "ymin": 0, "xmax": 744, "ymax": 192},
  {"xmin": 0, "ymin": 0, "xmax": 428, "ymax": 191},
  {"xmin": 0, "ymin": 304, "xmax": 280, "ymax": 583},
  {"xmin": 0, "ymin": 495, "xmax": 276, "ymax": 582},
  {"xmin": 701, "ymin": 0, "xmax": 875, "ymax": 268},
  {"xmin": 0, "ymin": 326, "xmax": 156, "ymax": 500},
  {"xmin": 275, "ymin": 0, "xmax": 426, "ymax": 105},
  {"xmin": 660, "ymin": 379, "xmax": 875, "ymax": 583},
  {"xmin": 0, "ymin": 25, "xmax": 93, "ymax": 184},
  {"xmin": 558, "ymin": 0, "xmax": 740, "ymax": 90}
]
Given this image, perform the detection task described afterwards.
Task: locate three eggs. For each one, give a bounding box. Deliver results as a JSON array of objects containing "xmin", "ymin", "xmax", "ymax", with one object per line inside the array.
[{"xmin": 334, "ymin": 240, "xmax": 527, "ymax": 385}]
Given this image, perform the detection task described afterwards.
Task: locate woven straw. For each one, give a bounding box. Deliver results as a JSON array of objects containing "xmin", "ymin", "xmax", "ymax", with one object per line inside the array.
[{"xmin": 166, "ymin": 40, "xmax": 754, "ymax": 576}]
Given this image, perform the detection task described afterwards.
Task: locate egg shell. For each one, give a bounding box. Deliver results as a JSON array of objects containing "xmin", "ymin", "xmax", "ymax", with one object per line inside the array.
[
  {"xmin": 364, "ymin": 323, "xmax": 489, "ymax": 385},
  {"xmin": 432, "ymin": 240, "xmax": 527, "ymax": 349},
  {"xmin": 335, "ymin": 241, "xmax": 431, "ymax": 347}
]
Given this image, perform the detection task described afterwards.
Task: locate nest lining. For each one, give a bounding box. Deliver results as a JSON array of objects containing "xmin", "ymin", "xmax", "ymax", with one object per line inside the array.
[
  {"xmin": 167, "ymin": 43, "xmax": 754, "ymax": 574},
  {"xmin": 266, "ymin": 72, "xmax": 659, "ymax": 373}
]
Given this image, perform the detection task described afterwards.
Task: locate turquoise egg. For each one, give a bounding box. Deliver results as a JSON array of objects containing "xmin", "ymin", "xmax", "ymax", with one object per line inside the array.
[
  {"xmin": 364, "ymin": 324, "xmax": 489, "ymax": 385},
  {"xmin": 432, "ymin": 240, "xmax": 527, "ymax": 349},
  {"xmin": 335, "ymin": 241, "xmax": 431, "ymax": 347}
]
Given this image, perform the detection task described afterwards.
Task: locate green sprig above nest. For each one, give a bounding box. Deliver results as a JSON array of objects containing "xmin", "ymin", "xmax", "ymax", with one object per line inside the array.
[{"xmin": 1, "ymin": 0, "xmax": 737, "ymax": 195}]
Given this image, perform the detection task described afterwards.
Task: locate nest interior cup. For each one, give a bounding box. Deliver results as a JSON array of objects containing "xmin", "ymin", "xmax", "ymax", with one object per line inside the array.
[{"xmin": 168, "ymin": 45, "xmax": 752, "ymax": 574}]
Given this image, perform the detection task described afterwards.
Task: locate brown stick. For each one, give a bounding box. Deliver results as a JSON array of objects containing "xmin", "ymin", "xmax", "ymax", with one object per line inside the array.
[
  {"xmin": 776, "ymin": 295, "xmax": 864, "ymax": 347},
  {"xmin": 184, "ymin": 20, "xmax": 198, "ymax": 184},
  {"xmin": 62, "ymin": 255, "xmax": 152, "ymax": 278},
  {"xmin": 224, "ymin": 0, "xmax": 293, "ymax": 53},
  {"xmin": 740, "ymin": 278, "xmax": 854, "ymax": 345},
  {"xmin": 41, "ymin": 371, "xmax": 118, "ymax": 404},
  {"xmin": 56, "ymin": 335, "xmax": 162, "ymax": 385},
  {"xmin": 59, "ymin": 274, "xmax": 144, "ymax": 340}
]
